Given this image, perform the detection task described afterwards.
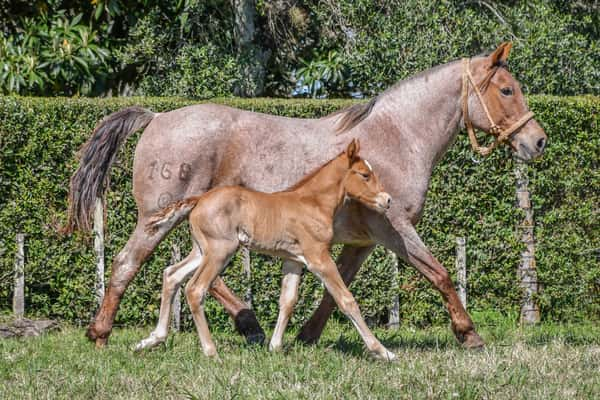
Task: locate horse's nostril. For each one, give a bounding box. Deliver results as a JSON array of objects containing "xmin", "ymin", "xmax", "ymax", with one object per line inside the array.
[
  {"xmin": 536, "ymin": 137, "xmax": 546, "ymax": 151},
  {"xmin": 387, "ymin": 197, "xmax": 391, "ymax": 206}
]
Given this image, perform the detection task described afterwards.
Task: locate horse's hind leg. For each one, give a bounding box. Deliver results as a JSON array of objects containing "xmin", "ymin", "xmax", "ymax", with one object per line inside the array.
[
  {"xmin": 269, "ymin": 261, "xmax": 303, "ymax": 352},
  {"xmin": 134, "ymin": 244, "xmax": 203, "ymax": 351},
  {"xmin": 87, "ymin": 219, "xmax": 178, "ymax": 347}
]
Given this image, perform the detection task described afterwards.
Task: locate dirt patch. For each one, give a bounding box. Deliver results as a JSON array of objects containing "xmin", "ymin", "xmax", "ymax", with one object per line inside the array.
[{"xmin": 0, "ymin": 318, "xmax": 59, "ymax": 339}]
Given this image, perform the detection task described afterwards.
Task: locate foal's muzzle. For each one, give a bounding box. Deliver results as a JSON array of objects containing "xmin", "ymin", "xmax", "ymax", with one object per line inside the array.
[{"xmin": 374, "ymin": 192, "xmax": 392, "ymax": 212}]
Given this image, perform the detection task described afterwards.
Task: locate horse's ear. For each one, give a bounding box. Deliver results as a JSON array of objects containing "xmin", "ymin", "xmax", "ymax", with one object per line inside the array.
[
  {"xmin": 346, "ymin": 138, "xmax": 360, "ymax": 163},
  {"xmin": 488, "ymin": 42, "xmax": 512, "ymax": 67}
]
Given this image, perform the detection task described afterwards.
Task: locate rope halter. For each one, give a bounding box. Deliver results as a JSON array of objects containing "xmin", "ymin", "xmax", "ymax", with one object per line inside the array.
[{"xmin": 461, "ymin": 58, "xmax": 534, "ymax": 156}]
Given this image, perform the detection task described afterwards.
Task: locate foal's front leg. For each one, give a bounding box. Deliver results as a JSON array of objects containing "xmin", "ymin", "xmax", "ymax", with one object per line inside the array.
[
  {"xmin": 269, "ymin": 260, "xmax": 303, "ymax": 352},
  {"xmin": 306, "ymin": 250, "xmax": 396, "ymax": 361}
]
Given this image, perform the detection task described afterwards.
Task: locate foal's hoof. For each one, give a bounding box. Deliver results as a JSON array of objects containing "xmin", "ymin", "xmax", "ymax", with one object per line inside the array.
[
  {"xmin": 371, "ymin": 348, "xmax": 397, "ymax": 362},
  {"xmin": 134, "ymin": 333, "xmax": 165, "ymax": 352},
  {"xmin": 461, "ymin": 331, "xmax": 485, "ymax": 349}
]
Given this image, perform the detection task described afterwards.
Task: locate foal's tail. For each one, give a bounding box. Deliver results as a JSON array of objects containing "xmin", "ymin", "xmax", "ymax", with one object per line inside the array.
[
  {"xmin": 145, "ymin": 197, "xmax": 200, "ymax": 235},
  {"xmin": 63, "ymin": 107, "xmax": 156, "ymax": 234}
]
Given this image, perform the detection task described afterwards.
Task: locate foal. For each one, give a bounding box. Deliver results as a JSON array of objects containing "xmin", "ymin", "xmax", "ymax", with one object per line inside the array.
[{"xmin": 137, "ymin": 139, "xmax": 395, "ymax": 360}]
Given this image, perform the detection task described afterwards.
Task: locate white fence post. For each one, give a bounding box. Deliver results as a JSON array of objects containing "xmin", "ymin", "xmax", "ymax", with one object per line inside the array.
[
  {"xmin": 241, "ymin": 246, "xmax": 252, "ymax": 308},
  {"xmin": 93, "ymin": 197, "xmax": 105, "ymax": 307},
  {"xmin": 388, "ymin": 250, "xmax": 400, "ymax": 329},
  {"xmin": 13, "ymin": 233, "xmax": 25, "ymax": 319},
  {"xmin": 170, "ymin": 242, "xmax": 182, "ymax": 332},
  {"xmin": 456, "ymin": 236, "xmax": 467, "ymax": 310},
  {"xmin": 514, "ymin": 159, "xmax": 540, "ymax": 324}
]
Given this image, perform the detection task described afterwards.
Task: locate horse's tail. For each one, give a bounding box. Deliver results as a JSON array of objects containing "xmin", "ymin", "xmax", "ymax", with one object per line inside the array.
[
  {"xmin": 144, "ymin": 197, "xmax": 200, "ymax": 235},
  {"xmin": 63, "ymin": 106, "xmax": 156, "ymax": 234}
]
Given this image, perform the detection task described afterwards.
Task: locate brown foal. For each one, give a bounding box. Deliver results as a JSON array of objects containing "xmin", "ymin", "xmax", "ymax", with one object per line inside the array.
[{"xmin": 136, "ymin": 139, "xmax": 395, "ymax": 360}]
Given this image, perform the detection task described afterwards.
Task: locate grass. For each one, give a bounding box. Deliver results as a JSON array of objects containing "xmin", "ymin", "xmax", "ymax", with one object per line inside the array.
[{"xmin": 0, "ymin": 316, "xmax": 599, "ymax": 399}]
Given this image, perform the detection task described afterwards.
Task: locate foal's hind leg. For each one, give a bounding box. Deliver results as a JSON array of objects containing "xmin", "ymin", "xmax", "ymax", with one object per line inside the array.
[
  {"xmin": 186, "ymin": 239, "xmax": 238, "ymax": 357},
  {"xmin": 135, "ymin": 245, "xmax": 203, "ymax": 351},
  {"xmin": 269, "ymin": 261, "xmax": 303, "ymax": 352}
]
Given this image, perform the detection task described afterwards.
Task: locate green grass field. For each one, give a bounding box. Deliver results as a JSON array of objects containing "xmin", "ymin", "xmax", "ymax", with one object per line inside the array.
[{"xmin": 1, "ymin": 316, "xmax": 599, "ymax": 399}]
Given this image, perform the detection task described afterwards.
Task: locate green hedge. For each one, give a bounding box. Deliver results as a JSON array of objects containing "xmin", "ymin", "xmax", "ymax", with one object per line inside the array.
[{"xmin": 0, "ymin": 96, "xmax": 598, "ymax": 332}]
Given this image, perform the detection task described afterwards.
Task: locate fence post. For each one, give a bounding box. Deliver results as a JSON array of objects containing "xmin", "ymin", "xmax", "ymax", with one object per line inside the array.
[
  {"xmin": 170, "ymin": 242, "xmax": 182, "ymax": 332},
  {"xmin": 93, "ymin": 197, "xmax": 105, "ymax": 307},
  {"xmin": 241, "ymin": 246, "xmax": 252, "ymax": 308},
  {"xmin": 13, "ymin": 233, "xmax": 25, "ymax": 319},
  {"xmin": 514, "ymin": 159, "xmax": 540, "ymax": 324},
  {"xmin": 388, "ymin": 250, "xmax": 400, "ymax": 329},
  {"xmin": 456, "ymin": 236, "xmax": 467, "ymax": 310}
]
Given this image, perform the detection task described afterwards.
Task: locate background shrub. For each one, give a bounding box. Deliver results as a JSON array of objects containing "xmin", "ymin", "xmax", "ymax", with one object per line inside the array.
[{"xmin": 0, "ymin": 96, "xmax": 598, "ymax": 331}]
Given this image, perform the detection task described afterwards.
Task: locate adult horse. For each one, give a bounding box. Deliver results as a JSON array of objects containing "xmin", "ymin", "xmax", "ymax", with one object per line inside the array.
[{"xmin": 66, "ymin": 43, "xmax": 547, "ymax": 348}]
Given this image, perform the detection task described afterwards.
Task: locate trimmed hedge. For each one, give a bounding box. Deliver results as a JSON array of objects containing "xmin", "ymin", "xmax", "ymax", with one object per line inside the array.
[{"xmin": 0, "ymin": 95, "xmax": 598, "ymax": 332}]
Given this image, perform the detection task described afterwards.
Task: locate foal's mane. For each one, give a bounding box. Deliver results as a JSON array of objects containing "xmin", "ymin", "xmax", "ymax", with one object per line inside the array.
[{"xmin": 282, "ymin": 152, "xmax": 348, "ymax": 192}]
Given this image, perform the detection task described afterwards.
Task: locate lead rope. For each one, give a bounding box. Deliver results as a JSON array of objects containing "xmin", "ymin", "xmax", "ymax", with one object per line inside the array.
[{"xmin": 461, "ymin": 58, "xmax": 535, "ymax": 157}]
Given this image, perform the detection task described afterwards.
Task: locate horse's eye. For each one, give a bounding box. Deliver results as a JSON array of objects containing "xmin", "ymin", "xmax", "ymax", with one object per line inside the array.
[
  {"xmin": 501, "ymin": 87, "xmax": 513, "ymax": 96},
  {"xmin": 359, "ymin": 172, "xmax": 370, "ymax": 180}
]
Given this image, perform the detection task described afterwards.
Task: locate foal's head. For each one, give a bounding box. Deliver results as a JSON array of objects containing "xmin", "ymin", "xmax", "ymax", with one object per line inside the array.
[{"xmin": 342, "ymin": 139, "xmax": 391, "ymax": 213}]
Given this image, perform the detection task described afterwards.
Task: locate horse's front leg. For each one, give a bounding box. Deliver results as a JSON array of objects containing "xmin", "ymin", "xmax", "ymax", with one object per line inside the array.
[
  {"xmin": 297, "ymin": 244, "xmax": 375, "ymax": 344},
  {"xmin": 209, "ymin": 276, "xmax": 266, "ymax": 345},
  {"xmin": 373, "ymin": 216, "xmax": 484, "ymax": 348}
]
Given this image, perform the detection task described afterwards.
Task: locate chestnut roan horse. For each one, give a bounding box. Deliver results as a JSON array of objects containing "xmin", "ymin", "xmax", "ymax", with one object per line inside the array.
[
  {"xmin": 66, "ymin": 43, "xmax": 547, "ymax": 349},
  {"xmin": 136, "ymin": 140, "xmax": 394, "ymax": 359}
]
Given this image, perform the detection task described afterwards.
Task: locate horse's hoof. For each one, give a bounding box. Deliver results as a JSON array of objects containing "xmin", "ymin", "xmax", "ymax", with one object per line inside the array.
[
  {"xmin": 234, "ymin": 309, "xmax": 265, "ymax": 345},
  {"xmin": 95, "ymin": 337, "xmax": 108, "ymax": 348},
  {"xmin": 462, "ymin": 331, "xmax": 485, "ymax": 349},
  {"xmin": 296, "ymin": 330, "xmax": 319, "ymax": 345},
  {"xmin": 246, "ymin": 333, "xmax": 265, "ymax": 346}
]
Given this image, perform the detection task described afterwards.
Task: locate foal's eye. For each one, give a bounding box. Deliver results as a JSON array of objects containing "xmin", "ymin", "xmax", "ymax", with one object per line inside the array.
[
  {"xmin": 359, "ymin": 172, "xmax": 370, "ymax": 180},
  {"xmin": 500, "ymin": 87, "xmax": 513, "ymax": 96}
]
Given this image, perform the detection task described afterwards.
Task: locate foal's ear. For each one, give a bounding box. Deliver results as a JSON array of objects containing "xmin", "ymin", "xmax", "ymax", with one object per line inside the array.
[
  {"xmin": 346, "ymin": 138, "xmax": 360, "ymax": 163},
  {"xmin": 488, "ymin": 42, "xmax": 512, "ymax": 67}
]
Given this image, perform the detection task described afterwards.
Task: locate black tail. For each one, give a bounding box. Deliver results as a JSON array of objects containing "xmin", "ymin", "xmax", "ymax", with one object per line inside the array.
[{"xmin": 63, "ymin": 106, "xmax": 155, "ymax": 233}]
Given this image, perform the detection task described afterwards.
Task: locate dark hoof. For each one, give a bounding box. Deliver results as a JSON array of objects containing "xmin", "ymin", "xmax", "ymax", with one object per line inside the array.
[
  {"xmin": 296, "ymin": 329, "xmax": 320, "ymax": 345},
  {"xmin": 234, "ymin": 309, "xmax": 265, "ymax": 345}
]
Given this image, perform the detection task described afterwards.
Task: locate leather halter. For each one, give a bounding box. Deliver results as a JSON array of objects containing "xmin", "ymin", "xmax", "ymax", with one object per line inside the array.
[{"xmin": 461, "ymin": 58, "xmax": 534, "ymax": 156}]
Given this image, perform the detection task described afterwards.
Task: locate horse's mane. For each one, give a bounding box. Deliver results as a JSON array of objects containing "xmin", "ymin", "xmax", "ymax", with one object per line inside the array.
[
  {"xmin": 332, "ymin": 96, "xmax": 379, "ymax": 134},
  {"xmin": 282, "ymin": 153, "xmax": 346, "ymax": 192}
]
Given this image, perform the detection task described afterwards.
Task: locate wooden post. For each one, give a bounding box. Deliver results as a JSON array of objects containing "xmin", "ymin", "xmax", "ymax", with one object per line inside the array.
[
  {"xmin": 514, "ymin": 159, "xmax": 540, "ymax": 324},
  {"xmin": 93, "ymin": 197, "xmax": 105, "ymax": 307},
  {"xmin": 241, "ymin": 246, "xmax": 252, "ymax": 308},
  {"xmin": 170, "ymin": 242, "xmax": 182, "ymax": 332},
  {"xmin": 13, "ymin": 233, "xmax": 25, "ymax": 319},
  {"xmin": 388, "ymin": 250, "xmax": 400, "ymax": 329},
  {"xmin": 456, "ymin": 236, "xmax": 467, "ymax": 310}
]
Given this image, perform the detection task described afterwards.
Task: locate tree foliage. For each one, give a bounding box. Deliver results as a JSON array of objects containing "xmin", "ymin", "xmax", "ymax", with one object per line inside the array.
[{"xmin": 0, "ymin": 1, "xmax": 598, "ymax": 97}]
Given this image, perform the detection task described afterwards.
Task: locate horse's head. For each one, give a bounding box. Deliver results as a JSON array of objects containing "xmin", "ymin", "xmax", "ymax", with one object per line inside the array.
[
  {"xmin": 342, "ymin": 139, "xmax": 391, "ymax": 213},
  {"xmin": 465, "ymin": 43, "xmax": 547, "ymax": 161}
]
